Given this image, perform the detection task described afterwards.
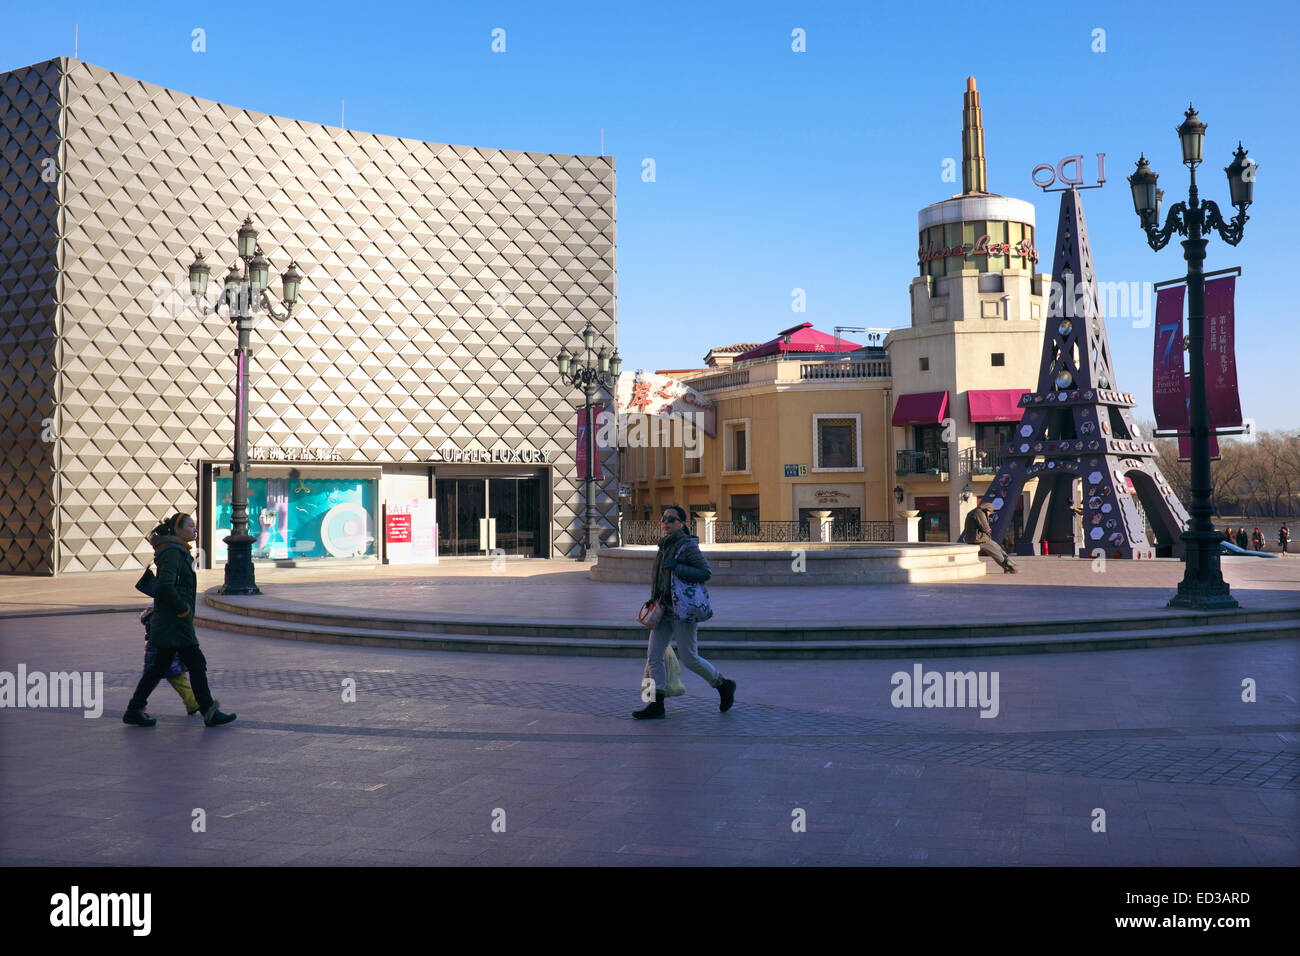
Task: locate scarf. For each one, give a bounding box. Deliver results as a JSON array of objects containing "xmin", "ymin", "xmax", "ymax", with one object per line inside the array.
[{"xmin": 651, "ymin": 528, "xmax": 687, "ymax": 604}]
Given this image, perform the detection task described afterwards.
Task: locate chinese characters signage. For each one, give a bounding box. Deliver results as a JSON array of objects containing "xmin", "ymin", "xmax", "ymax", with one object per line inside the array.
[{"xmin": 614, "ymin": 371, "xmax": 716, "ymax": 437}]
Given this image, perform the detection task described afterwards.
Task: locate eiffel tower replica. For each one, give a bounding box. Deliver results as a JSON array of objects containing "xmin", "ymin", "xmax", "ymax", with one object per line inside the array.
[{"xmin": 982, "ymin": 188, "xmax": 1189, "ymax": 559}]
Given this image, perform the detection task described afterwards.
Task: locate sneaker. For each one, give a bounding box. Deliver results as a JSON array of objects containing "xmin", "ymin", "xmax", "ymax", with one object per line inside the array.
[
  {"xmin": 717, "ymin": 677, "xmax": 737, "ymax": 712},
  {"xmin": 122, "ymin": 709, "xmax": 156, "ymax": 727},
  {"xmin": 1003, "ymin": 562, "xmax": 1018, "ymax": 574}
]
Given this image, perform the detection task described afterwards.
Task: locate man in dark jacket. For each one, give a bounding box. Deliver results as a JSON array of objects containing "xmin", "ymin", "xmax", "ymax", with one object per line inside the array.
[
  {"xmin": 634, "ymin": 505, "xmax": 736, "ymax": 719},
  {"xmin": 963, "ymin": 501, "xmax": 1018, "ymax": 573},
  {"xmin": 123, "ymin": 512, "xmax": 236, "ymax": 728}
]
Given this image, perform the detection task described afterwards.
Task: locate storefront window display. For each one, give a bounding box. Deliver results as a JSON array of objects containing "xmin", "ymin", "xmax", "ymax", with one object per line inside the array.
[{"xmin": 213, "ymin": 471, "xmax": 378, "ymax": 561}]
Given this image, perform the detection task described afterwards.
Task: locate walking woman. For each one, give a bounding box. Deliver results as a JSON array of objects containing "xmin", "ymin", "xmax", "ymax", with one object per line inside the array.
[
  {"xmin": 1252, "ymin": 526, "xmax": 1265, "ymax": 553},
  {"xmin": 122, "ymin": 512, "xmax": 236, "ymax": 728},
  {"xmin": 634, "ymin": 505, "xmax": 736, "ymax": 719}
]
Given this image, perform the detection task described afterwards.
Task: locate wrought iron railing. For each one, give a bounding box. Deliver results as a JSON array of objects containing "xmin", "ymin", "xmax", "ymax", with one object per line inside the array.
[
  {"xmin": 829, "ymin": 520, "xmax": 894, "ymax": 542},
  {"xmin": 799, "ymin": 359, "xmax": 891, "ymax": 380},
  {"xmin": 895, "ymin": 447, "xmax": 949, "ymax": 476},
  {"xmin": 619, "ymin": 518, "xmax": 894, "ymax": 545},
  {"xmin": 961, "ymin": 447, "xmax": 999, "ymax": 475}
]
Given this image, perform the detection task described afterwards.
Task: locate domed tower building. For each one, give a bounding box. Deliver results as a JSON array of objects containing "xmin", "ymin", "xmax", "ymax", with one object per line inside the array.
[{"xmin": 886, "ymin": 77, "xmax": 1050, "ymax": 545}]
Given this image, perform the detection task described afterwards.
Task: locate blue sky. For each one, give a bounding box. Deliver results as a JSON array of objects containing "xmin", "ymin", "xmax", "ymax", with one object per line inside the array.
[{"xmin": 4, "ymin": 0, "xmax": 1297, "ymax": 428}]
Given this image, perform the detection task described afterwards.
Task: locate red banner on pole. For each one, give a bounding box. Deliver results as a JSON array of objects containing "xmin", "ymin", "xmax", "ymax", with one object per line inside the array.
[
  {"xmin": 577, "ymin": 405, "xmax": 604, "ymax": 480},
  {"xmin": 1177, "ymin": 432, "xmax": 1219, "ymax": 462},
  {"xmin": 1203, "ymin": 276, "xmax": 1242, "ymax": 428},
  {"xmin": 1152, "ymin": 285, "xmax": 1186, "ymax": 431}
]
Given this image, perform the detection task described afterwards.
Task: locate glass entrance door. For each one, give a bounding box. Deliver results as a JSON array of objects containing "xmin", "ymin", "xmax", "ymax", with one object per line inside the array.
[{"xmin": 436, "ymin": 476, "xmax": 543, "ymax": 557}]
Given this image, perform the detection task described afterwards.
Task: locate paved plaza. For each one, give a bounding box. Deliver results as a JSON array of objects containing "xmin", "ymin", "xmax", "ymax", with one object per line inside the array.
[{"xmin": 1, "ymin": 555, "xmax": 1297, "ymax": 865}]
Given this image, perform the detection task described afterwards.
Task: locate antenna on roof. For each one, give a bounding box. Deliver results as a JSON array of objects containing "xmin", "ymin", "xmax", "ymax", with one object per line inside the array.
[
  {"xmin": 341, "ymin": 99, "xmax": 345, "ymax": 130},
  {"xmin": 74, "ymin": 24, "xmax": 78, "ymax": 59},
  {"xmin": 600, "ymin": 128, "xmax": 604, "ymax": 156}
]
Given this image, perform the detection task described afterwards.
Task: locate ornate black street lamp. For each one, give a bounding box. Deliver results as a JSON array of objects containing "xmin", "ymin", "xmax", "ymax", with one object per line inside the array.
[
  {"xmin": 188, "ymin": 217, "xmax": 302, "ymax": 594},
  {"xmin": 556, "ymin": 321, "xmax": 621, "ymax": 561},
  {"xmin": 1128, "ymin": 105, "xmax": 1257, "ymax": 610}
]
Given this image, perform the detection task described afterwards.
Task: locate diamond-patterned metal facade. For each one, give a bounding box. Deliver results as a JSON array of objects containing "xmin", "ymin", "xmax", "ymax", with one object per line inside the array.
[{"xmin": 0, "ymin": 58, "xmax": 618, "ymax": 573}]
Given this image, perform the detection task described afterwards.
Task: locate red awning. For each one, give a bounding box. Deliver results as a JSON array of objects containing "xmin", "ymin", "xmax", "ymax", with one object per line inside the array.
[
  {"xmin": 892, "ymin": 391, "xmax": 949, "ymax": 426},
  {"xmin": 967, "ymin": 389, "xmax": 1027, "ymax": 422}
]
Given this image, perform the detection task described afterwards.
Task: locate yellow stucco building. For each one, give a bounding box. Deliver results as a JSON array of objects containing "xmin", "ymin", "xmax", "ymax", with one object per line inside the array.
[{"xmin": 621, "ymin": 77, "xmax": 1048, "ymax": 545}]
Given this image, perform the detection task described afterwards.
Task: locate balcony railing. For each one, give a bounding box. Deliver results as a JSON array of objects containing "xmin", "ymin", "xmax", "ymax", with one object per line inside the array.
[
  {"xmin": 799, "ymin": 359, "xmax": 891, "ymax": 380},
  {"xmin": 691, "ymin": 368, "xmax": 749, "ymax": 391},
  {"xmin": 961, "ymin": 447, "xmax": 999, "ymax": 475},
  {"xmin": 895, "ymin": 447, "xmax": 949, "ymax": 476}
]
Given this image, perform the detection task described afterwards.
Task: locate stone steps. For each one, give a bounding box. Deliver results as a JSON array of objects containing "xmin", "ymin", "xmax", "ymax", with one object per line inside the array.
[{"xmin": 197, "ymin": 591, "xmax": 1300, "ymax": 659}]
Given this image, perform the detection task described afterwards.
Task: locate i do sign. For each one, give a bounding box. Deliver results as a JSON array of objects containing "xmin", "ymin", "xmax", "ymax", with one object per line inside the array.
[{"xmin": 1032, "ymin": 153, "xmax": 1106, "ymax": 192}]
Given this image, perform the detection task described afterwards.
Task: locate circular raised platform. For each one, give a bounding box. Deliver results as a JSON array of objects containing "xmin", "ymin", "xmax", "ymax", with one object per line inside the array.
[{"xmin": 590, "ymin": 543, "xmax": 986, "ymax": 585}]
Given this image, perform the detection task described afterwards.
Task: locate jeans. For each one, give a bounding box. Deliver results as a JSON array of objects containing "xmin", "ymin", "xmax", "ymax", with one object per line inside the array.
[
  {"xmin": 647, "ymin": 612, "xmax": 720, "ymax": 693},
  {"xmin": 976, "ymin": 539, "xmax": 1013, "ymax": 566},
  {"xmin": 128, "ymin": 644, "xmax": 215, "ymax": 714}
]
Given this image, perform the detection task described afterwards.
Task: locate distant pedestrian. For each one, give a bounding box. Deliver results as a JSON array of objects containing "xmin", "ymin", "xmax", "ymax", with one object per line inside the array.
[
  {"xmin": 964, "ymin": 501, "xmax": 1018, "ymax": 573},
  {"xmin": 122, "ymin": 512, "xmax": 236, "ymax": 728},
  {"xmin": 1236, "ymin": 527, "xmax": 1248, "ymax": 550},
  {"xmin": 1252, "ymin": 527, "xmax": 1265, "ymax": 552},
  {"xmin": 1281, "ymin": 523, "xmax": 1291, "ymax": 555},
  {"xmin": 633, "ymin": 505, "xmax": 736, "ymax": 719}
]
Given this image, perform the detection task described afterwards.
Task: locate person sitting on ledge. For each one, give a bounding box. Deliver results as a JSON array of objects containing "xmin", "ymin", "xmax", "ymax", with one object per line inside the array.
[{"xmin": 963, "ymin": 501, "xmax": 1018, "ymax": 574}]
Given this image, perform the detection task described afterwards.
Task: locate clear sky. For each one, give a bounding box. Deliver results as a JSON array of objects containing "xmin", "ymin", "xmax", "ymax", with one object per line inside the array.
[{"xmin": 4, "ymin": 0, "xmax": 1297, "ymax": 428}]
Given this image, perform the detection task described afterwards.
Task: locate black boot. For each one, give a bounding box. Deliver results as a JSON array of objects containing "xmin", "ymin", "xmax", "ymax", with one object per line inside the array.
[
  {"xmin": 717, "ymin": 677, "xmax": 737, "ymax": 712},
  {"xmin": 202, "ymin": 699, "xmax": 237, "ymax": 727},
  {"xmin": 1002, "ymin": 560, "xmax": 1018, "ymax": 574},
  {"xmin": 122, "ymin": 709, "xmax": 156, "ymax": 727},
  {"xmin": 633, "ymin": 691, "xmax": 665, "ymax": 720}
]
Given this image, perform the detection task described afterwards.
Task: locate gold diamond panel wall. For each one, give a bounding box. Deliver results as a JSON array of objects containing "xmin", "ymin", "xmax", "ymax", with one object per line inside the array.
[{"xmin": 0, "ymin": 58, "xmax": 617, "ymax": 572}]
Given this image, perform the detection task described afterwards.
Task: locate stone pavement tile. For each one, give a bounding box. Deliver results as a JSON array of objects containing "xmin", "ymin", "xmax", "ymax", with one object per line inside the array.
[{"xmin": 1242, "ymin": 834, "xmax": 1299, "ymax": 864}]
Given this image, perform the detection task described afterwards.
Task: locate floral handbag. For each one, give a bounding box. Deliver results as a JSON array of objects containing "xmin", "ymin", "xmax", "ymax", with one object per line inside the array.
[{"xmin": 671, "ymin": 573, "xmax": 713, "ymax": 623}]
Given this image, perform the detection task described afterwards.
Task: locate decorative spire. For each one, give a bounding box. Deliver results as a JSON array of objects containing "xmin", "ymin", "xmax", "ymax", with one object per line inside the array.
[{"xmin": 962, "ymin": 76, "xmax": 987, "ymax": 194}]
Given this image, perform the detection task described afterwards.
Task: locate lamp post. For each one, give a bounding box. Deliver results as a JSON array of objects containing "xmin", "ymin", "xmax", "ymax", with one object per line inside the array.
[
  {"xmin": 188, "ymin": 217, "xmax": 302, "ymax": 594},
  {"xmin": 1128, "ymin": 105, "xmax": 1256, "ymax": 610},
  {"xmin": 556, "ymin": 321, "xmax": 621, "ymax": 561}
]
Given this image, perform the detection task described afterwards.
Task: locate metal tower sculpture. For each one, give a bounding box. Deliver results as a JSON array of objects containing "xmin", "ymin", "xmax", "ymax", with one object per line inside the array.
[{"xmin": 981, "ymin": 188, "xmax": 1189, "ymax": 559}]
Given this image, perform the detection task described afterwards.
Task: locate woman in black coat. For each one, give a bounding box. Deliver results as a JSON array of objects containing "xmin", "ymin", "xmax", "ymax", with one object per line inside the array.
[{"xmin": 122, "ymin": 512, "xmax": 236, "ymax": 728}]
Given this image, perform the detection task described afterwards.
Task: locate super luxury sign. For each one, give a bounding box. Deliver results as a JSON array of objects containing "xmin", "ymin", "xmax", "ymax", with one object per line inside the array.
[
  {"xmin": 918, "ymin": 234, "xmax": 1038, "ymax": 266},
  {"xmin": 430, "ymin": 444, "xmax": 552, "ymax": 464}
]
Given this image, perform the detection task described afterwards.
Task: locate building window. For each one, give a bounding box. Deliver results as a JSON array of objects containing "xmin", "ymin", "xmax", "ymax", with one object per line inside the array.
[
  {"xmin": 654, "ymin": 446, "xmax": 670, "ymax": 479},
  {"xmin": 730, "ymin": 494, "xmax": 760, "ymax": 525},
  {"xmin": 991, "ymin": 353, "xmax": 1005, "ymax": 366},
  {"xmin": 919, "ymin": 357, "xmax": 929, "ymax": 371},
  {"xmin": 813, "ymin": 414, "xmax": 862, "ymax": 471},
  {"xmin": 683, "ymin": 421, "xmax": 703, "ymax": 475},
  {"xmin": 974, "ymin": 423, "xmax": 1014, "ymax": 470},
  {"xmin": 635, "ymin": 447, "xmax": 647, "ymax": 482},
  {"xmin": 724, "ymin": 419, "xmax": 750, "ymax": 472}
]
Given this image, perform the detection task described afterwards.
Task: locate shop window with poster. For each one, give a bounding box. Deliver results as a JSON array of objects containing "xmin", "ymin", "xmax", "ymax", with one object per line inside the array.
[{"xmin": 213, "ymin": 467, "xmax": 380, "ymax": 562}]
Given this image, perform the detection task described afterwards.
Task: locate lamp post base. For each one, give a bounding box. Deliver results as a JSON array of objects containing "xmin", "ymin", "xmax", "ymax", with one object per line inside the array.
[
  {"xmin": 1168, "ymin": 531, "xmax": 1237, "ymax": 610},
  {"xmin": 1167, "ymin": 582, "xmax": 1239, "ymax": 611},
  {"xmin": 221, "ymin": 534, "xmax": 261, "ymax": 595}
]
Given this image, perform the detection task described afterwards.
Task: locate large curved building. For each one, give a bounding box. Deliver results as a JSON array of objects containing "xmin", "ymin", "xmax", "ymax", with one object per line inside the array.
[{"xmin": 0, "ymin": 57, "xmax": 618, "ymax": 573}]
